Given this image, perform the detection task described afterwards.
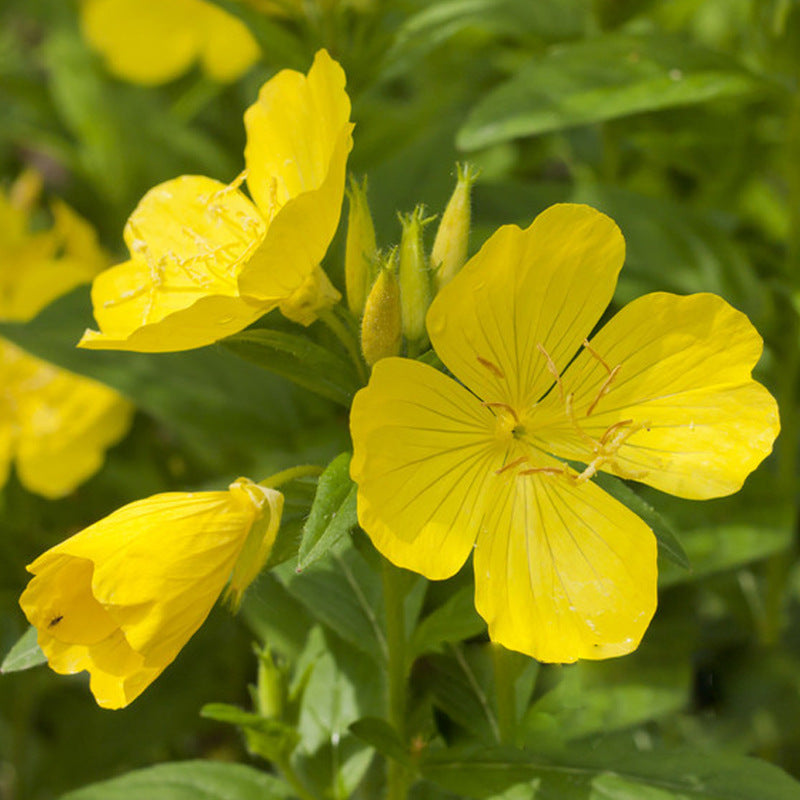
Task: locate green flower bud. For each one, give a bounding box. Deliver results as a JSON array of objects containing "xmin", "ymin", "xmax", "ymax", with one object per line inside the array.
[
  {"xmin": 361, "ymin": 249, "xmax": 402, "ymax": 367},
  {"xmin": 398, "ymin": 205, "xmax": 434, "ymax": 344},
  {"xmin": 432, "ymin": 163, "xmax": 479, "ymax": 290},
  {"xmin": 344, "ymin": 175, "xmax": 377, "ymax": 317}
]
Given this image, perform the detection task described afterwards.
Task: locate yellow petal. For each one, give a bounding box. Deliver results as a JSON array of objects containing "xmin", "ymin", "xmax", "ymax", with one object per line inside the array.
[
  {"xmin": 81, "ymin": 0, "xmax": 199, "ymax": 85},
  {"xmin": 533, "ymin": 292, "xmax": 780, "ymax": 499},
  {"xmin": 427, "ymin": 204, "xmax": 625, "ymax": 411},
  {"xmin": 473, "ymin": 461, "xmax": 657, "ymax": 663},
  {"xmin": 350, "ymin": 357, "xmax": 503, "ymax": 579},
  {"xmin": 196, "ymin": 1, "xmax": 260, "ymax": 82},
  {"xmin": 1, "ymin": 338, "xmax": 133, "ymax": 497},
  {"xmin": 80, "ymin": 175, "xmax": 272, "ymax": 352},
  {"xmin": 20, "ymin": 478, "xmax": 276, "ymax": 707},
  {"xmin": 238, "ymin": 49, "xmax": 353, "ymax": 300}
]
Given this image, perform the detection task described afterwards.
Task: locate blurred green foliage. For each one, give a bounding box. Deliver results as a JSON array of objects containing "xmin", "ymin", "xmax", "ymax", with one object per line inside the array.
[{"xmin": 2, "ymin": 0, "xmax": 800, "ymax": 798}]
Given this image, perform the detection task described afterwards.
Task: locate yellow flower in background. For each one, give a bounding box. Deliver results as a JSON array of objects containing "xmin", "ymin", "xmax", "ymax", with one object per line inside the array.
[
  {"xmin": 0, "ymin": 338, "xmax": 133, "ymax": 498},
  {"xmin": 79, "ymin": 49, "xmax": 353, "ymax": 352},
  {"xmin": 19, "ymin": 477, "xmax": 283, "ymax": 709},
  {"xmin": 81, "ymin": 0, "xmax": 259, "ymax": 85},
  {"xmin": 0, "ymin": 171, "xmax": 107, "ymax": 322},
  {"xmin": 350, "ymin": 203, "xmax": 779, "ymax": 663}
]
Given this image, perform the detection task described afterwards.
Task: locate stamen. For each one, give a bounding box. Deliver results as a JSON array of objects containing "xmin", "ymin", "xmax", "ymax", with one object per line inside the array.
[
  {"xmin": 582, "ymin": 338, "xmax": 613, "ymax": 374},
  {"xmin": 518, "ymin": 466, "xmax": 567, "ymax": 477},
  {"xmin": 536, "ymin": 343, "xmax": 564, "ymax": 402},
  {"xmin": 598, "ymin": 419, "xmax": 633, "ymax": 445},
  {"xmin": 586, "ymin": 364, "xmax": 621, "ymax": 416},
  {"xmin": 481, "ymin": 401, "xmax": 519, "ymax": 422},
  {"xmin": 477, "ymin": 357, "xmax": 505, "ymax": 380},
  {"xmin": 495, "ymin": 456, "xmax": 528, "ymax": 475}
]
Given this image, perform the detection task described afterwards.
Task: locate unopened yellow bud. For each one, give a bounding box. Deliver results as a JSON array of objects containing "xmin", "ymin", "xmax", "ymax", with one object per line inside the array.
[
  {"xmin": 345, "ymin": 175, "xmax": 377, "ymax": 316},
  {"xmin": 398, "ymin": 205, "xmax": 434, "ymax": 344},
  {"xmin": 432, "ymin": 163, "xmax": 479, "ymax": 290},
  {"xmin": 361, "ymin": 250, "xmax": 402, "ymax": 367}
]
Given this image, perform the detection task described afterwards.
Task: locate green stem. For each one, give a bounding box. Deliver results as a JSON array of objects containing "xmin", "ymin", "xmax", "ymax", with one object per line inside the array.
[
  {"xmin": 319, "ymin": 307, "xmax": 370, "ymax": 385},
  {"xmin": 275, "ymin": 755, "xmax": 320, "ymax": 800},
  {"xmin": 491, "ymin": 643, "xmax": 517, "ymax": 745},
  {"xmin": 382, "ymin": 559, "xmax": 410, "ymax": 800},
  {"xmin": 259, "ymin": 464, "xmax": 324, "ymax": 489}
]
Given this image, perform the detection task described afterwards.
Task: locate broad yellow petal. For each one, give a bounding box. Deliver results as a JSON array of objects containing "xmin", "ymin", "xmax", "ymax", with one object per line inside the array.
[
  {"xmin": 350, "ymin": 358, "xmax": 503, "ymax": 579},
  {"xmin": 1, "ymin": 338, "xmax": 133, "ymax": 497},
  {"xmin": 533, "ymin": 293, "xmax": 779, "ymax": 499},
  {"xmin": 14, "ymin": 368, "xmax": 133, "ymax": 498},
  {"xmin": 21, "ymin": 479, "xmax": 275, "ymax": 707},
  {"xmin": 428, "ymin": 204, "xmax": 625, "ymax": 411},
  {"xmin": 80, "ymin": 175, "xmax": 271, "ymax": 351},
  {"xmin": 473, "ymin": 461, "xmax": 657, "ymax": 663},
  {"xmin": 238, "ymin": 50, "xmax": 353, "ymax": 300},
  {"xmin": 81, "ymin": 0, "xmax": 198, "ymax": 85},
  {"xmin": 197, "ymin": 1, "xmax": 260, "ymax": 82}
]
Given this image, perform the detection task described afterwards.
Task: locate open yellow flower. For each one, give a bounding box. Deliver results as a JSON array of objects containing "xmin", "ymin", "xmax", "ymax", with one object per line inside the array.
[
  {"xmin": 0, "ymin": 338, "xmax": 133, "ymax": 498},
  {"xmin": 19, "ymin": 477, "xmax": 283, "ymax": 709},
  {"xmin": 0, "ymin": 172, "xmax": 107, "ymax": 322},
  {"xmin": 81, "ymin": 0, "xmax": 259, "ymax": 85},
  {"xmin": 350, "ymin": 203, "xmax": 779, "ymax": 663},
  {"xmin": 79, "ymin": 49, "xmax": 353, "ymax": 352}
]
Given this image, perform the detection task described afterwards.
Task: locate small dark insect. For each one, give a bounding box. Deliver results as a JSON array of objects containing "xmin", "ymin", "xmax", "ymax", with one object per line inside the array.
[{"xmin": 48, "ymin": 615, "xmax": 63, "ymax": 628}]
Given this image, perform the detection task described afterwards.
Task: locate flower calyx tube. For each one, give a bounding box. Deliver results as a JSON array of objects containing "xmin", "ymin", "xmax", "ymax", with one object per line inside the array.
[
  {"xmin": 361, "ymin": 248, "xmax": 402, "ymax": 368},
  {"xmin": 345, "ymin": 175, "xmax": 378, "ymax": 317},
  {"xmin": 432, "ymin": 162, "xmax": 479, "ymax": 290},
  {"xmin": 398, "ymin": 204, "xmax": 435, "ymax": 346}
]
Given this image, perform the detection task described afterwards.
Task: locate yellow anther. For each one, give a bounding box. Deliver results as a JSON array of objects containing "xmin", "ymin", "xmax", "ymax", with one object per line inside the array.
[
  {"xmin": 518, "ymin": 466, "xmax": 567, "ymax": 477},
  {"xmin": 477, "ymin": 356, "xmax": 505, "ymax": 380}
]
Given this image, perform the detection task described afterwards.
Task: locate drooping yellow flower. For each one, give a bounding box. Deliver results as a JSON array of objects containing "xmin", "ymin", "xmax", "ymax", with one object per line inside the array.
[
  {"xmin": 0, "ymin": 338, "xmax": 133, "ymax": 498},
  {"xmin": 80, "ymin": 0, "xmax": 259, "ymax": 85},
  {"xmin": 79, "ymin": 50, "xmax": 353, "ymax": 352},
  {"xmin": 19, "ymin": 477, "xmax": 283, "ymax": 709},
  {"xmin": 0, "ymin": 172, "xmax": 107, "ymax": 322},
  {"xmin": 350, "ymin": 203, "xmax": 779, "ymax": 663}
]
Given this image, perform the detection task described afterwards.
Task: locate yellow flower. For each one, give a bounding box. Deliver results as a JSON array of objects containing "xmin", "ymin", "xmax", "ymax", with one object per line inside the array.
[
  {"xmin": 350, "ymin": 203, "xmax": 779, "ymax": 663},
  {"xmin": 80, "ymin": 0, "xmax": 259, "ymax": 85},
  {"xmin": 0, "ymin": 172, "xmax": 107, "ymax": 323},
  {"xmin": 0, "ymin": 338, "xmax": 132, "ymax": 498},
  {"xmin": 79, "ymin": 50, "xmax": 353, "ymax": 353},
  {"xmin": 19, "ymin": 478, "xmax": 283, "ymax": 709}
]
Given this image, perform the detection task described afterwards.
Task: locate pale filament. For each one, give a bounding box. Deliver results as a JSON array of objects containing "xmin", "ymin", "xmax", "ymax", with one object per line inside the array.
[
  {"xmin": 481, "ymin": 401, "xmax": 519, "ymax": 423},
  {"xmin": 495, "ymin": 455, "xmax": 529, "ymax": 475}
]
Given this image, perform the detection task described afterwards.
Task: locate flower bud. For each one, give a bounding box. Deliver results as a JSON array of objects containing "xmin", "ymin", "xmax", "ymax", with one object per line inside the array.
[
  {"xmin": 344, "ymin": 175, "xmax": 377, "ymax": 317},
  {"xmin": 398, "ymin": 205, "xmax": 434, "ymax": 344},
  {"xmin": 432, "ymin": 163, "xmax": 479, "ymax": 290},
  {"xmin": 361, "ymin": 249, "xmax": 402, "ymax": 367}
]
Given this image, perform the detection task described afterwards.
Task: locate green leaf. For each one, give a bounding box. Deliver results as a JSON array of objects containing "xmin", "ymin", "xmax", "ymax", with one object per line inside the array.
[
  {"xmin": 458, "ymin": 34, "xmax": 760, "ymax": 149},
  {"xmin": 276, "ymin": 541, "xmax": 387, "ymax": 663},
  {"xmin": 660, "ymin": 525, "xmax": 793, "ymax": 588},
  {"xmin": 298, "ymin": 453, "xmax": 359, "ymax": 570},
  {"xmin": 349, "ymin": 717, "xmax": 412, "ymax": 767},
  {"xmin": 220, "ymin": 329, "xmax": 359, "ymax": 407},
  {"xmin": 382, "ymin": 0, "xmax": 587, "ymax": 80},
  {"xmin": 592, "ymin": 473, "xmax": 689, "ymax": 571},
  {"xmin": 421, "ymin": 746, "xmax": 800, "ymax": 799},
  {"xmin": 59, "ymin": 761, "xmax": 292, "ymax": 800},
  {"xmin": 1, "ymin": 626, "xmax": 45, "ymax": 673},
  {"xmin": 410, "ymin": 584, "xmax": 486, "ymax": 658}
]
